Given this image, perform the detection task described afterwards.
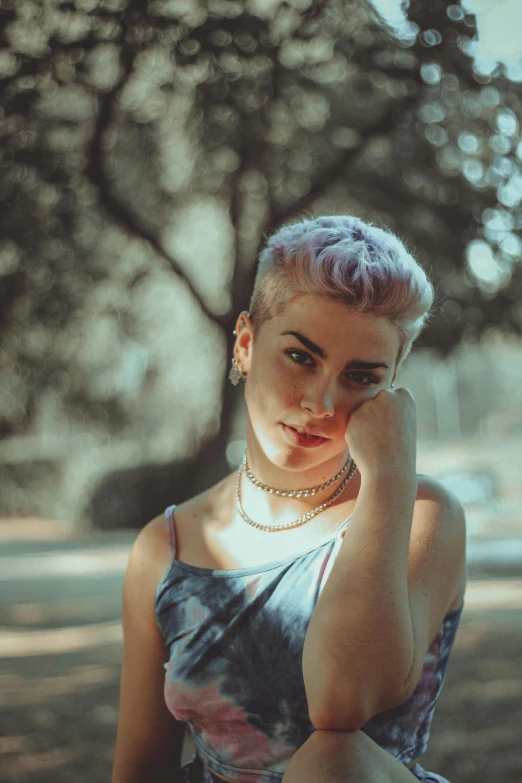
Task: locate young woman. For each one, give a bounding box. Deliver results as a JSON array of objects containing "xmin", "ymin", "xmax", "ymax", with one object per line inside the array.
[{"xmin": 112, "ymin": 215, "xmax": 466, "ymax": 783}]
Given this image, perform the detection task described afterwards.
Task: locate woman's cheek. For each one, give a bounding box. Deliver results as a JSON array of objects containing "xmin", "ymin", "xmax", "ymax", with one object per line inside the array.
[{"xmin": 272, "ymin": 366, "xmax": 297, "ymax": 397}]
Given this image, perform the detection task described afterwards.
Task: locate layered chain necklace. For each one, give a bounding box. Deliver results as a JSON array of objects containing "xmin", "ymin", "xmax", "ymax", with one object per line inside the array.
[{"xmin": 236, "ymin": 449, "xmax": 358, "ymax": 532}]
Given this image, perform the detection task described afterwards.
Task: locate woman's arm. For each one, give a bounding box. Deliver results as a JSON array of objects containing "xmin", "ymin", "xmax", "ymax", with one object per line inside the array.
[
  {"xmin": 302, "ymin": 467, "xmax": 417, "ymax": 729},
  {"xmin": 302, "ymin": 389, "xmax": 466, "ymax": 731},
  {"xmin": 112, "ymin": 517, "xmax": 185, "ymax": 783}
]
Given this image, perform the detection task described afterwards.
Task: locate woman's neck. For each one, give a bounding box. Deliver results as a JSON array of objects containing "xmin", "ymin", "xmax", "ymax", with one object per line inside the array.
[{"xmin": 236, "ymin": 427, "xmax": 357, "ymax": 527}]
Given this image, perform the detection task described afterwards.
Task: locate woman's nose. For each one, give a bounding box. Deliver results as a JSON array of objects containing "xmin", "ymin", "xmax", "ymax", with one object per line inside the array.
[{"xmin": 300, "ymin": 381, "xmax": 336, "ymax": 418}]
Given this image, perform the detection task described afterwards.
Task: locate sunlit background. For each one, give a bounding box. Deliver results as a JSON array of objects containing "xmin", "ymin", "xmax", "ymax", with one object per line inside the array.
[{"xmin": 1, "ymin": 0, "xmax": 522, "ymax": 781}]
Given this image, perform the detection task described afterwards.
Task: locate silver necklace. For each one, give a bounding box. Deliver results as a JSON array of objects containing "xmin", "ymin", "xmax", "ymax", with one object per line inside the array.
[
  {"xmin": 244, "ymin": 452, "xmax": 352, "ymax": 497},
  {"xmin": 236, "ymin": 453, "xmax": 358, "ymax": 532}
]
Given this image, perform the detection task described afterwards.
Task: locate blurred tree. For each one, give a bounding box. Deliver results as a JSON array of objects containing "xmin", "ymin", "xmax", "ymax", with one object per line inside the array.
[{"xmin": 0, "ymin": 0, "xmax": 521, "ymax": 524}]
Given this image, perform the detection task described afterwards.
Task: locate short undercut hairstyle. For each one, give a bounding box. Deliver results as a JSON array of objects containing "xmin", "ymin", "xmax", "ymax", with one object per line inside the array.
[{"xmin": 248, "ymin": 215, "xmax": 435, "ymax": 371}]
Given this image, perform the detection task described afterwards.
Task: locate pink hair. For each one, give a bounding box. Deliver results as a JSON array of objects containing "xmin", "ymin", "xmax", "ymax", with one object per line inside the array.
[{"xmin": 249, "ymin": 215, "xmax": 434, "ymax": 370}]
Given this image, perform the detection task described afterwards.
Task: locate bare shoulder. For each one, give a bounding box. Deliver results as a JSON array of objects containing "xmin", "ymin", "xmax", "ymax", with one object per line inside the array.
[
  {"xmin": 413, "ymin": 473, "xmax": 467, "ymax": 534},
  {"xmin": 123, "ymin": 514, "xmax": 174, "ymax": 626},
  {"xmin": 413, "ymin": 473, "xmax": 467, "ymax": 610},
  {"xmin": 415, "ymin": 473, "xmax": 465, "ymax": 512},
  {"xmin": 128, "ymin": 514, "xmax": 171, "ymax": 577},
  {"xmin": 127, "ymin": 471, "xmax": 232, "ymax": 577},
  {"xmin": 164, "ymin": 474, "xmax": 235, "ymax": 555}
]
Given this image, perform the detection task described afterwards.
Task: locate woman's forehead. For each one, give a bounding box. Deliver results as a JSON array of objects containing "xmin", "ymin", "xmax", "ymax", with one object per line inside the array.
[{"xmin": 279, "ymin": 297, "xmax": 396, "ymax": 335}]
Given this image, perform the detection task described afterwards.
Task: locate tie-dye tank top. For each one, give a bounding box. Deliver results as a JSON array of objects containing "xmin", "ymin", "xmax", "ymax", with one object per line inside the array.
[{"xmin": 154, "ymin": 504, "xmax": 464, "ymax": 783}]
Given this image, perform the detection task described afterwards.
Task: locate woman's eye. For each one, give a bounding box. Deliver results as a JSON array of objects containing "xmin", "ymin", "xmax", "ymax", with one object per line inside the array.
[
  {"xmin": 346, "ymin": 373, "xmax": 378, "ymax": 386},
  {"xmin": 285, "ymin": 348, "xmax": 379, "ymax": 386},
  {"xmin": 284, "ymin": 348, "xmax": 314, "ymax": 366},
  {"xmin": 284, "ymin": 349, "xmax": 378, "ymax": 385}
]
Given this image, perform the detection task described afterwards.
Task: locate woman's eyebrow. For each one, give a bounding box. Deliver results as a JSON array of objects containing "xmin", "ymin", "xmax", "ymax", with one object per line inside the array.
[{"xmin": 280, "ymin": 330, "xmax": 390, "ymax": 370}]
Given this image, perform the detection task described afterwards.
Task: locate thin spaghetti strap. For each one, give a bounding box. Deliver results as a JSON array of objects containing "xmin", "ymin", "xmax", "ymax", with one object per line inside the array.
[
  {"xmin": 336, "ymin": 513, "xmax": 352, "ymax": 538},
  {"xmin": 164, "ymin": 504, "xmax": 178, "ymax": 561}
]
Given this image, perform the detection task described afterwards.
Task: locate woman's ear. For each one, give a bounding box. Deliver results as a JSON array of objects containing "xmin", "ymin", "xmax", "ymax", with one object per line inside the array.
[{"xmin": 235, "ymin": 313, "xmax": 254, "ymax": 372}]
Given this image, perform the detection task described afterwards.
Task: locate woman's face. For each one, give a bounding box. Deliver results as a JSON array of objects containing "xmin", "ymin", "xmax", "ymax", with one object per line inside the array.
[{"xmin": 235, "ymin": 294, "xmax": 401, "ymax": 474}]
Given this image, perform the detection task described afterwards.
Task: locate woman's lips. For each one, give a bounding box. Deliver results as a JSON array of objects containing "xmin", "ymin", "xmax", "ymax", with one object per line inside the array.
[{"xmin": 281, "ymin": 423, "xmax": 328, "ymax": 448}]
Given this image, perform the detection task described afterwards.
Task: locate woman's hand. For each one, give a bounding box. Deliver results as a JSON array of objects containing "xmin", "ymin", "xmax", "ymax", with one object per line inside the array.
[{"xmin": 344, "ymin": 387, "xmax": 417, "ymax": 481}]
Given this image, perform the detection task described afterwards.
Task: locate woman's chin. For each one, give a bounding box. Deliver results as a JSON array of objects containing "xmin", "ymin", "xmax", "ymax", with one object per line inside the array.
[
  {"xmin": 266, "ymin": 441, "xmax": 340, "ymax": 472},
  {"xmin": 248, "ymin": 424, "xmax": 346, "ymax": 472}
]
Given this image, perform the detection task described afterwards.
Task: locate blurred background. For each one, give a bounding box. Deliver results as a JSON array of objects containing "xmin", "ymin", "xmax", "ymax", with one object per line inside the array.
[{"xmin": 0, "ymin": 0, "xmax": 521, "ymax": 781}]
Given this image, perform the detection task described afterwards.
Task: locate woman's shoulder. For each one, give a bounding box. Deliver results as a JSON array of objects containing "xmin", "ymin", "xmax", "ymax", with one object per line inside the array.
[
  {"xmin": 169, "ymin": 472, "xmax": 234, "ymax": 530},
  {"xmin": 120, "ymin": 478, "xmax": 235, "ymax": 630},
  {"xmin": 125, "ymin": 514, "xmax": 173, "ymax": 593},
  {"xmin": 413, "ymin": 473, "xmax": 466, "ymax": 533},
  {"xmin": 414, "ymin": 473, "xmax": 466, "ymax": 611},
  {"xmin": 138, "ymin": 473, "xmax": 235, "ymax": 567},
  {"xmin": 415, "ymin": 472, "xmax": 462, "ymax": 508},
  {"xmin": 134, "ymin": 474, "xmax": 231, "ymax": 546}
]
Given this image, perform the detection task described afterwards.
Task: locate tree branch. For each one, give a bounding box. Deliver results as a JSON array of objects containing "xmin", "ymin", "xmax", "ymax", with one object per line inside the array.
[{"xmin": 84, "ymin": 58, "xmax": 227, "ymax": 329}]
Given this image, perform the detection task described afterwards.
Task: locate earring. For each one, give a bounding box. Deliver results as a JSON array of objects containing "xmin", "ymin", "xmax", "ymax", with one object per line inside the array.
[
  {"xmin": 229, "ymin": 357, "xmax": 246, "ymax": 386},
  {"xmin": 232, "ymin": 318, "xmax": 246, "ymax": 336}
]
